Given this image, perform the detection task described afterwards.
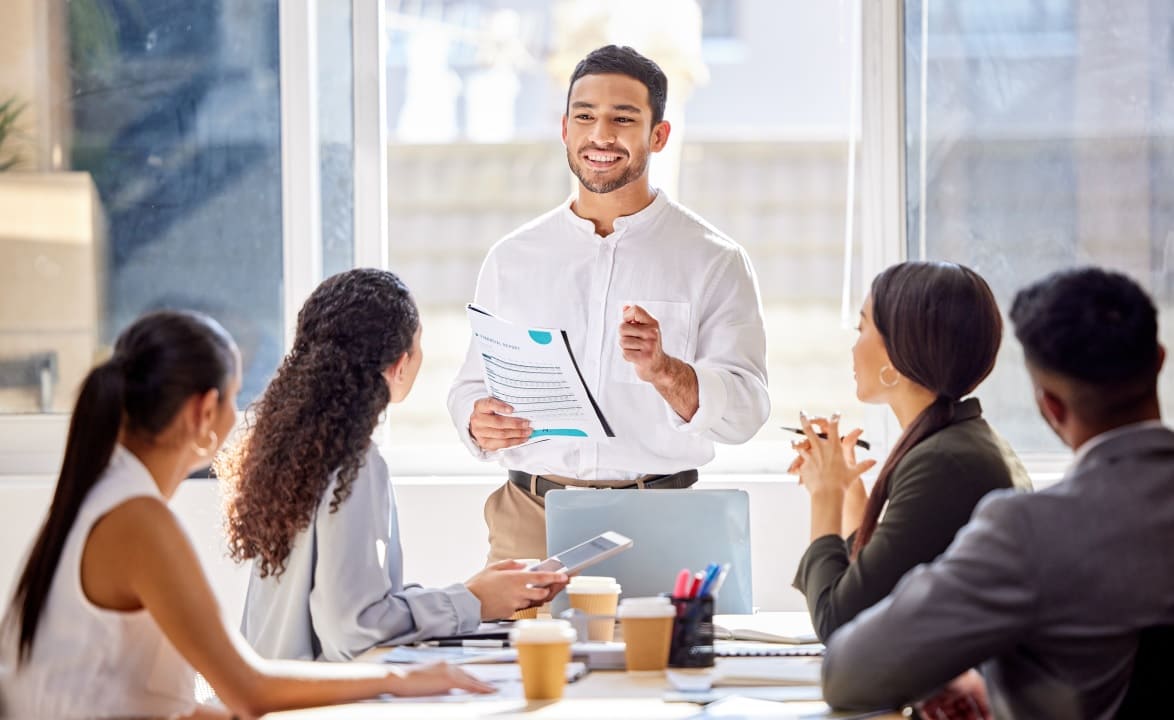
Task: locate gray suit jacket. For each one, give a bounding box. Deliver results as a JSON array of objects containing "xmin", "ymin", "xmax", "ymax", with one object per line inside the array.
[{"xmin": 822, "ymin": 423, "xmax": 1174, "ymax": 719}]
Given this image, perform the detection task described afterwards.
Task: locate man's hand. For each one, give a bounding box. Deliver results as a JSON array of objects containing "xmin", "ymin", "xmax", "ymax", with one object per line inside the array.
[
  {"xmin": 466, "ymin": 560, "xmax": 568, "ymax": 620},
  {"xmin": 468, "ymin": 397, "xmax": 531, "ymax": 451},
  {"xmin": 619, "ymin": 304, "xmax": 670, "ymax": 383},
  {"xmin": 618, "ymin": 304, "xmax": 700, "ymax": 421}
]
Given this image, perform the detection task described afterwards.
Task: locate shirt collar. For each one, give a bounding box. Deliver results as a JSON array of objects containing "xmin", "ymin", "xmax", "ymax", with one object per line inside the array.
[
  {"xmin": 1072, "ymin": 419, "xmax": 1168, "ymax": 466},
  {"xmin": 560, "ymin": 189, "xmax": 669, "ymax": 238}
]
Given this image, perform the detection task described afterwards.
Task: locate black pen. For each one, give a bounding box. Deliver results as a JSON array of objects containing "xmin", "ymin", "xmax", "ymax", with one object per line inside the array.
[{"xmin": 781, "ymin": 426, "xmax": 871, "ymax": 451}]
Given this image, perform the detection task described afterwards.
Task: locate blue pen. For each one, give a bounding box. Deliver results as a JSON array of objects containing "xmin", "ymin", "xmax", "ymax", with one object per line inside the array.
[
  {"xmin": 696, "ymin": 563, "xmax": 722, "ymax": 598},
  {"xmin": 707, "ymin": 563, "xmax": 732, "ymax": 597}
]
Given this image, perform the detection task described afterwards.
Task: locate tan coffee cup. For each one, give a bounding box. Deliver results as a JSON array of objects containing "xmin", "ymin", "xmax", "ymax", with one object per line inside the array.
[
  {"xmin": 565, "ymin": 576, "xmax": 621, "ymax": 642},
  {"xmin": 510, "ymin": 559, "xmax": 541, "ymax": 620},
  {"xmin": 617, "ymin": 597, "xmax": 675, "ymax": 671},
  {"xmin": 510, "ymin": 619, "xmax": 576, "ymax": 700}
]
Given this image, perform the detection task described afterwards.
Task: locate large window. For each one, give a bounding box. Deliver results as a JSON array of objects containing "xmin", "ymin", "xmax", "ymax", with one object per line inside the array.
[
  {"xmin": 0, "ymin": 1, "xmax": 284, "ymax": 415},
  {"xmin": 380, "ymin": 0, "xmax": 866, "ymax": 474},
  {"xmin": 904, "ymin": 0, "xmax": 1174, "ymax": 455}
]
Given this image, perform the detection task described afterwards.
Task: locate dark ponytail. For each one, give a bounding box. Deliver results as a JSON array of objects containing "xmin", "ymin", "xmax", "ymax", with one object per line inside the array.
[
  {"xmin": 9, "ymin": 310, "xmax": 235, "ymax": 663},
  {"xmin": 851, "ymin": 262, "xmax": 1002, "ymax": 557}
]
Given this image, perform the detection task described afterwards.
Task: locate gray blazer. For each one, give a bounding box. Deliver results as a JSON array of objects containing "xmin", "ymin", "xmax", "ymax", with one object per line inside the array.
[
  {"xmin": 241, "ymin": 445, "xmax": 481, "ymax": 660},
  {"xmin": 822, "ymin": 423, "xmax": 1174, "ymax": 719}
]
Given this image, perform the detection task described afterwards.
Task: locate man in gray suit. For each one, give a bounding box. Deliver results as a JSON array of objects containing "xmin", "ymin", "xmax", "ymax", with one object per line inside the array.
[{"xmin": 821, "ymin": 267, "xmax": 1174, "ymax": 719}]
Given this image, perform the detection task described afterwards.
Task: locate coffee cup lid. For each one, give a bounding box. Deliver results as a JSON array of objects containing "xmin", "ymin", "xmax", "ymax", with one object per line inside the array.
[
  {"xmin": 510, "ymin": 618, "xmax": 577, "ymax": 644},
  {"xmin": 617, "ymin": 596, "xmax": 675, "ymax": 618},
  {"xmin": 566, "ymin": 575, "xmax": 621, "ymax": 594}
]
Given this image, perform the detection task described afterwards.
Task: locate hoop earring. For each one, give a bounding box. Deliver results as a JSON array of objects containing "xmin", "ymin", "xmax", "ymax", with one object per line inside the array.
[
  {"xmin": 879, "ymin": 365, "xmax": 900, "ymax": 388},
  {"xmin": 192, "ymin": 429, "xmax": 219, "ymax": 458}
]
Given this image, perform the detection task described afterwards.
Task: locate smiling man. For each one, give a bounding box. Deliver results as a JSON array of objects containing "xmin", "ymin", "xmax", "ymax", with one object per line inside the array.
[{"xmin": 448, "ymin": 45, "xmax": 770, "ymax": 562}]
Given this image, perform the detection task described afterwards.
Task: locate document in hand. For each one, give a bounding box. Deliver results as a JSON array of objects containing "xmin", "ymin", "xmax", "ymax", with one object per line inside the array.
[{"xmin": 467, "ymin": 304, "xmax": 614, "ymax": 440}]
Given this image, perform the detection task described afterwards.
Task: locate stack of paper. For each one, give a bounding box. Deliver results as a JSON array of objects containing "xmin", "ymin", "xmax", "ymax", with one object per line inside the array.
[{"xmin": 467, "ymin": 304, "xmax": 613, "ymax": 440}]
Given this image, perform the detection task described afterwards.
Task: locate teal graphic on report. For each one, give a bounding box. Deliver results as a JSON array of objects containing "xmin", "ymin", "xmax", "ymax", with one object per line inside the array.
[{"xmin": 531, "ymin": 428, "xmax": 589, "ymax": 438}]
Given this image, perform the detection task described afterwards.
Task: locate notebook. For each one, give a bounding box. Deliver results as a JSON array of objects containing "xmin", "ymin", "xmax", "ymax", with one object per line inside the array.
[
  {"xmin": 712, "ymin": 613, "xmax": 819, "ymax": 644},
  {"xmin": 714, "ymin": 640, "xmax": 824, "ymax": 658},
  {"xmin": 545, "ymin": 488, "xmax": 753, "ymax": 614}
]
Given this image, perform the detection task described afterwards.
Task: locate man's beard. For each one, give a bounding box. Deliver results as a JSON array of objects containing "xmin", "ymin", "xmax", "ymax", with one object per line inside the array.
[{"xmin": 566, "ymin": 147, "xmax": 648, "ymax": 194}]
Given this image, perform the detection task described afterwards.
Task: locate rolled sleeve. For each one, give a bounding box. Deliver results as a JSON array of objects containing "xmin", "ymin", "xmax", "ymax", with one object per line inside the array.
[
  {"xmin": 668, "ymin": 364, "xmax": 727, "ymax": 434},
  {"xmin": 671, "ymin": 248, "xmax": 769, "ymax": 443}
]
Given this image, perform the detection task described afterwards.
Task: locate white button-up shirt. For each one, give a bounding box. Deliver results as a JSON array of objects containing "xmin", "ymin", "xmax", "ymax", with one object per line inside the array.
[{"xmin": 447, "ymin": 190, "xmax": 770, "ymax": 480}]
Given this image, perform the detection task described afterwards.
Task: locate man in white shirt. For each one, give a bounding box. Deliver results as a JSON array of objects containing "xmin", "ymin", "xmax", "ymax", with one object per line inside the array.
[{"xmin": 447, "ymin": 45, "xmax": 770, "ymax": 562}]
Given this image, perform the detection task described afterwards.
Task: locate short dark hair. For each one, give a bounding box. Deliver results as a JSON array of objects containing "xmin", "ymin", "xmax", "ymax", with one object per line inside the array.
[
  {"xmin": 1011, "ymin": 267, "xmax": 1160, "ymax": 418},
  {"xmin": 566, "ymin": 45, "xmax": 668, "ymax": 125}
]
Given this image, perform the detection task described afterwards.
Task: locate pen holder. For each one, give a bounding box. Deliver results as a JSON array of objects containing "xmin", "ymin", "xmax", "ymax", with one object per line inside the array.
[{"xmin": 668, "ymin": 595, "xmax": 714, "ymax": 668}]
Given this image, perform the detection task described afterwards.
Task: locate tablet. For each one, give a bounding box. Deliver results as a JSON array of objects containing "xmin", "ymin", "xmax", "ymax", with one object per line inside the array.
[{"xmin": 528, "ymin": 531, "xmax": 633, "ymax": 575}]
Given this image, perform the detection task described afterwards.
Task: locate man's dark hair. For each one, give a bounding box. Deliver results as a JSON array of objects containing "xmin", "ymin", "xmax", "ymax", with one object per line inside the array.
[
  {"xmin": 566, "ymin": 45, "xmax": 668, "ymax": 125},
  {"xmin": 1011, "ymin": 267, "xmax": 1161, "ymax": 420}
]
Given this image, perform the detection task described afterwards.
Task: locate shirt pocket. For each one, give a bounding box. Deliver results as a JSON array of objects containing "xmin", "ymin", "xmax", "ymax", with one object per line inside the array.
[{"xmin": 613, "ymin": 300, "xmax": 693, "ymax": 385}]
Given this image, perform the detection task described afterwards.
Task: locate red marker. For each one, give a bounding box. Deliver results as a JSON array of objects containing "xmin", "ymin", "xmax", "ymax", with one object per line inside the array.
[{"xmin": 672, "ymin": 568, "xmax": 692, "ymax": 599}]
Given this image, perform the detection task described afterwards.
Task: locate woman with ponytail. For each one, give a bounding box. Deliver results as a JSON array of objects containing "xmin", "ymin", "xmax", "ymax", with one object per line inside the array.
[
  {"xmin": 218, "ymin": 269, "xmax": 566, "ymax": 662},
  {"xmin": 790, "ymin": 261, "xmax": 1032, "ymax": 646},
  {"xmin": 1, "ymin": 310, "xmax": 494, "ymax": 719}
]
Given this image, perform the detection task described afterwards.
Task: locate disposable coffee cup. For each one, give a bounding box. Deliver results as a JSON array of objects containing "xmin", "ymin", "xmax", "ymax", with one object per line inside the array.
[
  {"xmin": 510, "ymin": 559, "xmax": 542, "ymax": 620},
  {"xmin": 510, "ymin": 619, "xmax": 576, "ymax": 700},
  {"xmin": 617, "ymin": 596, "xmax": 675, "ymax": 671},
  {"xmin": 565, "ymin": 576, "xmax": 621, "ymax": 642}
]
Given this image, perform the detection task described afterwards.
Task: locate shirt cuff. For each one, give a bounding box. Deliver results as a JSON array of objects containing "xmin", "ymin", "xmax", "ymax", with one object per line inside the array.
[
  {"xmin": 668, "ymin": 364, "xmax": 727, "ymax": 434},
  {"xmin": 446, "ymin": 583, "xmax": 483, "ymax": 633}
]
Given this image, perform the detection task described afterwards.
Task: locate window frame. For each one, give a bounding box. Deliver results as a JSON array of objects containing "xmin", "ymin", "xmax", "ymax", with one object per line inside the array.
[
  {"xmin": 0, "ymin": 0, "xmax": 386, "ymax": 477},
  {"xmin": 0, "ymin": 0, "xmax": 1072, "ymax": 482}
]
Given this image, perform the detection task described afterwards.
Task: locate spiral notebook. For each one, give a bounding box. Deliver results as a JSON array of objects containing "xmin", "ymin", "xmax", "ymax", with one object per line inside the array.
[
  {"xmin": 714, "ymin": 640, "xmax": 825, "ymax": 657},
  {"xmin": 712, "ymin": 613, "xmax": 820, "ymax": 644}
]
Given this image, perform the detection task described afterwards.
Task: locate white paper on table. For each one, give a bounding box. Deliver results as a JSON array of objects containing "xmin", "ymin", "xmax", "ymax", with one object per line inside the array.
[{"xmin": 467, "ymin": 304, "xmax": 614, "ymax": 440}]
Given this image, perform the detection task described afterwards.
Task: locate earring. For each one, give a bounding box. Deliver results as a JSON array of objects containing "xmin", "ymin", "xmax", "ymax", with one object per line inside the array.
[
  {"xmin": 879, "ymin": 365, "xmax": 900, "ymax": 388},
  {"xmin": 192, "ymin": 429, "xmax": 219, "ymax": 458}
]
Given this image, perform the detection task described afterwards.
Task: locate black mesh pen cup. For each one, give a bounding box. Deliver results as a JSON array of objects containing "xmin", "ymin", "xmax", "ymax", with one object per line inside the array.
[{"xmin": 668, "ymin": 595, "xmax": 715, "ymax": 668}]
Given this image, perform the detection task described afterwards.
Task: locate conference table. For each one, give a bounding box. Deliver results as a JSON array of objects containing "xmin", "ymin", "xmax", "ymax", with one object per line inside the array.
[{"xmin": 264, "ymin": 613, "xmax": 904, "ymax": 719}]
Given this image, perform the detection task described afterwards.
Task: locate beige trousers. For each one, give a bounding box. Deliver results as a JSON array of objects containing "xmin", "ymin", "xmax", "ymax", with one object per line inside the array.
[{"xmin": 484, "ymin": 480, "xmax": 548, "ymax": 563}]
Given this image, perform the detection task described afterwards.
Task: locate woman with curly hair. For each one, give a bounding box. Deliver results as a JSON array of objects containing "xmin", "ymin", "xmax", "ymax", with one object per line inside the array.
[
  {"xmin": 218, "ymin": 269, "xmax": 567, "ymax": 661},
  {"xmin": 1, "ymin": 310, "xmax": 493, "ymax": 719}
]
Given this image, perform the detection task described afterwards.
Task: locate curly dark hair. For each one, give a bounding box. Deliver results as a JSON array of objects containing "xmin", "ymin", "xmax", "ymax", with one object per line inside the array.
[{"xmin": 217, "ymin": 269, "xmax": 419, "ymax": 578}]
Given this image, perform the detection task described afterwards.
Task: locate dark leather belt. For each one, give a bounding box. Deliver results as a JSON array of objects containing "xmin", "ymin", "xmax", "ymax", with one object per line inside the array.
[{"xmin": 508, "ymin": 469, "xmax": 699, "ymax": 498}]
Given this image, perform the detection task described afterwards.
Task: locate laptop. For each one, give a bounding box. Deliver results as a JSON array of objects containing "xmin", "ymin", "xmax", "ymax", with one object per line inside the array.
[{"xmin": 545, "ymin": 488, "xmax": 753, "ymax": 614}]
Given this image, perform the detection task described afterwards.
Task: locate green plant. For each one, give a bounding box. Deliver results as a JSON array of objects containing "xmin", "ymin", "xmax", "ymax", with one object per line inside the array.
[{"xmin": 0, "ymin": 97, "xmax": 26, "ymax": 171}]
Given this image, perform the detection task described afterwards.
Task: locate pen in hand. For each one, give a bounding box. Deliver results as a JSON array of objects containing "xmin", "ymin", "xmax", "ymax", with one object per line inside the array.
[{"xmin": 781, "ymin": 426, "xmax": 871, "ymax": 451}]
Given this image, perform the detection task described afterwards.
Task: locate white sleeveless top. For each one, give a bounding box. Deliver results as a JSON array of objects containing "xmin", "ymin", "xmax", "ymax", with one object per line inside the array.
[{"xmin": 1, "ymin": 445, "xmax": 197, "ymax": 718}]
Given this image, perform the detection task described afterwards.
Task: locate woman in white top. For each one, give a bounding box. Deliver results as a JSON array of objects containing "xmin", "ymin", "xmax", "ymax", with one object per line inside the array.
[
  {"xmin": 218, "ymin": 269, "xmax": 567, "ymax": 661},
  {"xmin": 1, "ymin": 310, "xmax": 493, "ymax": 719}
]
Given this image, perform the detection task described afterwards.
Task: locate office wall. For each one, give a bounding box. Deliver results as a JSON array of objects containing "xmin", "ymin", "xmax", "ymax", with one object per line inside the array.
[{"xmin": 0, "ymin": 475, "xmax": 812, "ymax": 625}]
